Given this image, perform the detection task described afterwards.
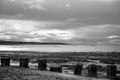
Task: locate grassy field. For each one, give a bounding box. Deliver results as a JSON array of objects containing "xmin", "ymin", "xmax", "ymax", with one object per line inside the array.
[
  {"xmin": 0, "ymin": 51, "xmax": 120, "ymax": 80},
  {"xmin": 0, "ymin": 66, "xmax": 110, "ymax": 80}
]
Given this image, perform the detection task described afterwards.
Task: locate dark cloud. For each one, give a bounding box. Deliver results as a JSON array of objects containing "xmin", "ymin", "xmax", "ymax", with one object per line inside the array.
[{"xmin": 0, "ymin": 0, "xmax": 120, "ymax": 51}]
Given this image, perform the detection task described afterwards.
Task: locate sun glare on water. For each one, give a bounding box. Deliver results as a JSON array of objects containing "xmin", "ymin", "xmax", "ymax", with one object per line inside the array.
[{"xmin": 0, "ymin": 46, "xmax": 28, "ymax": 51}]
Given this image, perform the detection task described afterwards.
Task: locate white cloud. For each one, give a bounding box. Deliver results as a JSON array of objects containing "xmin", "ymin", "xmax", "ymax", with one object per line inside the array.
[
  {"xmin": 24, "ymin": 0, "xmax": 45, "ymax": 4},
  {"xmin": 108, "ymin": 39, "xmax": 120, "ymax": 44},
  {"xmin": 66, "ymin": 18, "xmax": 77, "ymax": 22},
  {"xmin": 0, "ymin": 19, "xmax": 75, "ymax": 42},
  {"xmin": 0, "ymin": 19, "xmax": 45, "ymax": 32},
  {"xmin": 97, "ymin": 0, "xmax": 115, "ymax": 2},
  {"xmin": 23, "ymin": 38, "xmax": 41, "ymax": 42},
  {"xmin": 0, "ymin": 18, "xmax": 120, "ymax": 45},
  {"xmin": 10, "ymin": 0, "xmax": 46, "ymax": 10},
  {"xmin": 10, "ymin": 0, "xmax": 16, "ymax": 2},
  {"xmin": 65, "ymin": 3, "xmax": 70, "ymax": 8},
  {"xmin": 108, "ymin": 35, "xmax": 120, "ymax": 39},
  {"xmin": 92, "ymin": 0, "xmax": 117, "ymax": 3},
  {"xmin": 0, "ymin": 35, "xmax": 11, "ymax": 40},
  {"xmin": 24, "ymin": 0, "xmax": 46, "ymax": 10},
  {"xmin": 0, "ymin": 14, "xmax": 23, "ymax": 19},
  {"xmin": 31, "ymin": 29, "xmax": 75, "ymax": 40},
  {"xmin": 73, "ymin": 24, "xmax": 120, "ymax": 44}
]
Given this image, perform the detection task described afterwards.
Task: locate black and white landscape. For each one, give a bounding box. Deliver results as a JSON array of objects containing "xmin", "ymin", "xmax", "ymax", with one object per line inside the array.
[{"xmin": 0, "ymin": 0, "xmax": 120, "ymax": 80}]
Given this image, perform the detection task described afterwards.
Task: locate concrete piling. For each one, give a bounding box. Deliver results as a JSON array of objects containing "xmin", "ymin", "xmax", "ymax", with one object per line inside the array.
[
  {"xmin": 38, "ymin": 60, "xmax": 47, "ymax": 70},
  {"xmin": 106, "ymin": 65, "xmax": 117, "ymax": 78},
  {"xmin": 1, "ymin": 58, "xmax": 10, "ymax": 67},
  {"xmin": 74, "ymin": 64, "xmax": 83, "ymax": 75},
  {"xmin": 20, "ymin": 58, "xmax": 29, "ymax": 68},
  {"xmin": 88, "ymin": 64, "xmax": 97, "ymax": 77}
]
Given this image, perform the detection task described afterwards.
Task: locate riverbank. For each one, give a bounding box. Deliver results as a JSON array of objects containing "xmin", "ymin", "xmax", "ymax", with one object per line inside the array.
[{"xmin": 0, "ymin": 66, "xmax": 109, "ymax": 80}]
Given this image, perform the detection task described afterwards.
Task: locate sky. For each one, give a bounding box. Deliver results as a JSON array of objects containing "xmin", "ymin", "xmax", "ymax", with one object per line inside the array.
[{"xmin": 0, "ymin": 0, "xmax": 120, "ymax": 52}]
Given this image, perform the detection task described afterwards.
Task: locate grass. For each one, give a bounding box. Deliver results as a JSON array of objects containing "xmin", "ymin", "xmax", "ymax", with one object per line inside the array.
[
  {"xmin": 0, "ymin": 51, "xmax": 120, "ymax": 80},
  {"xmin": 0, "ymin": 66, "xmax": 110, "ymax": 80}
]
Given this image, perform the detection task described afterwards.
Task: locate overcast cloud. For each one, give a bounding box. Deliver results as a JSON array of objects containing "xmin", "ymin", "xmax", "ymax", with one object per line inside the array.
[{"xmin": 0, "ymin": 0, "xmax": 120, "ymax": 51}]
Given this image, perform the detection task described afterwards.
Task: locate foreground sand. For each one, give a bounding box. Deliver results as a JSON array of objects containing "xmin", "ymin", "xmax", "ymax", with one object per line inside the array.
[{"xmin": 0, "ymin": 66, "xmax": 110, "ymax": 80}]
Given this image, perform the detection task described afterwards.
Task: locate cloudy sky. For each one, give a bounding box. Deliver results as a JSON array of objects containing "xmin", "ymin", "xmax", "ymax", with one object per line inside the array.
[{"xmin": 0, "ymin": 0, "xmax": 120, "ymax": 51}]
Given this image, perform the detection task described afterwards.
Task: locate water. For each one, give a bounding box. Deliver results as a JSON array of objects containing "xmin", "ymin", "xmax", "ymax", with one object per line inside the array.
[{"xmin": 0, "ymin": 45, "xmax": 120, "ymax": 52}]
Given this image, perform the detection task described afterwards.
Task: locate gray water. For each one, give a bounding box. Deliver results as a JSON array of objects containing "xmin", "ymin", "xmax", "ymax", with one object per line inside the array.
[{"xmin": 0, "ymin": 45, "xmax": 119, "ymax": 52}]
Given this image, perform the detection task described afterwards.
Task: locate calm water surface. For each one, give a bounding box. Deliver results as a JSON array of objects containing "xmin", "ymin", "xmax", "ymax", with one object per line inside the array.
[{"xmin": 0, "ymin": 45, "xmax": 119, "ymax": 52}]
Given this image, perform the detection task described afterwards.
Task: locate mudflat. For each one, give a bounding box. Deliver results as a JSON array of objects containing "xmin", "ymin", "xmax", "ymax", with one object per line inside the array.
[{"xmin": 0, "ymin": 66, "xmax": 109, "ymax": 80}]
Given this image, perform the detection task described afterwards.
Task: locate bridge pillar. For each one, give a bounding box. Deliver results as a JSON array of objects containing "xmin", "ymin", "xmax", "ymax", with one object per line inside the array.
[
  {"xmin": 38, "ymin": 60, "xmax": 47, "ymax": 70},
  {"xmin": 106, "ymin": 65, "xmax": 117, "ymax": 78},
  {"xmin": 50, "ymin": 66, "xmax": 62, "ymax": 73},
  {"xmin": 1, "ymin": 58, "xmax": 10, "ymax": 67},
  {"xmin": 74, "ymin": 64, "xmax": 83, "ymax": 75},
  {"xmin": 88, "ymin": 64, "xmax": 97, "ymax": 77},
  {"xmin": 20, "ymin": 58, "xmax": 29, "ymax": 68}
]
